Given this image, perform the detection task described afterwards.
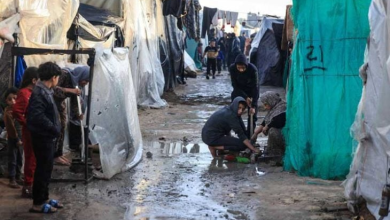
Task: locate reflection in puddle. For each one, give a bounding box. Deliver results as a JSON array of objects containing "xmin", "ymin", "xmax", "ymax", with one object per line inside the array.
[
  {"xmin": 146, "ymin": 141, "xmax": 209, "ymax": 157},
  {"xmin": 256, "ymin": 167, "xmax": 266, "ymax": 176}
]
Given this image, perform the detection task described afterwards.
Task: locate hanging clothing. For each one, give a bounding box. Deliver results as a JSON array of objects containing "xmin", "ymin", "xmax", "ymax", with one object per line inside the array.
[
  {"xmin": 201, "ymin": 7, "xmax": 218, "ymax": 38},
  {"xmin": 212, "ymin": 10, "xmax": 219, "ymax": 26},
  {"xmin": 230, "ymin": 12, "xmax": 239, "ymax": 27},
  {"xmin": 15, "ymin": 56, "xmax": 27, "ymax": 88},
  {"xmin": 163, "ymin": 0, "xmax": 185, "ymax": 17},
  {"xmin": 184, "ymin": 0, "xmax": 196, "ymax": 39}
]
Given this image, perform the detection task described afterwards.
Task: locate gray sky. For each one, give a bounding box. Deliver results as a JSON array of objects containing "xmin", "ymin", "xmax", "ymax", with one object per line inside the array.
[{"xmin": 199, "ymin": 0, "xmax": 292, "ymax": 18}]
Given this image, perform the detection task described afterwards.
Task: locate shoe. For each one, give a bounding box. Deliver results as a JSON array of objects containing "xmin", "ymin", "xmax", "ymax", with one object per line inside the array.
[
  {"xmin": 206, "ymin": 75, "xmax": 210, "ymax": 80},
  {"xmin": 9, "ymin": 178, "xmax": 21, "ymax": 189},
  {"xmin": 22, "ymin": 185, "xmax": 33, "ymax": 198},
  {"xmin": 212, "ymin": 75, "xmax": 216, "ymax": 79},
  {"xmin": 15, "ymin": 176, "xmax": 24, "ymax": 186}
]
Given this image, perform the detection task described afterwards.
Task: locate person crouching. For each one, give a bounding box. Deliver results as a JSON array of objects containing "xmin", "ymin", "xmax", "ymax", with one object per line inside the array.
[
  {"xmin": 27, "ymin": 62, "xmax": 63, "ymax": 213},
  {"xmin": 202, "ymin": 96, "xmax": 260, "ymax": 158}
]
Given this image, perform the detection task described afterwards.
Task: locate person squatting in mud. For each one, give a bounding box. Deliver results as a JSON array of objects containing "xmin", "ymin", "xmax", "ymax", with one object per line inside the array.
[
  {"xmin": 201, "ymin": 97, "xmax": 260, "ymax": 158},
  {"xmin": 251, "ymin": 91, "xmax": 286, "ymax": 160}
]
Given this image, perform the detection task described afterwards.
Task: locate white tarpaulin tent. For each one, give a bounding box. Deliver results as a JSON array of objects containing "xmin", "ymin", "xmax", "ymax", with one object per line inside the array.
[
  {"xmin": 0, "ymin": 0, "xmax": 175, "ymax": 178},
  {"xmin": 344, "ymin": 0, "xmax": 390, "ymax": 218}
]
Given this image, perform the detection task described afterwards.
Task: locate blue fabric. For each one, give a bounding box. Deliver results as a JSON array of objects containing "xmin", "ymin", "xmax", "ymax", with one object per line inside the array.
[{"xmin": 15, "ymin": 56, "xmax": 27, "ymax": 88}]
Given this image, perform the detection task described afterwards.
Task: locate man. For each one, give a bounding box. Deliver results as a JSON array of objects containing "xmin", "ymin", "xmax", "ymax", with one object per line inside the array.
[
  {"xmin": 239, "ymin": 32, "xmax": 247, "ymax": 54},
  {"xmin": 203, "ymin": 40, "xmax": 218, "ymax": 79},
  {"xmin": 202, "ymin": 96, "xmax": 260, "ymax": 158},
  {"xmin": 217, "ymin": 37, "xmax": 226, "ymax": 70},
  {"xmin": 229, "ymin": 54, "xmax": 259, "ymax": 137},
  {"xmin": 27, "ymin": 62, "xmax": 64, "ymax": 213}
]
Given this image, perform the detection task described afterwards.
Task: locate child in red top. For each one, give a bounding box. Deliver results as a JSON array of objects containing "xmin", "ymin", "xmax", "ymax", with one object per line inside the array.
[
  {"xmin": 3, "ymin": 87, "xmax": 23, "ymax": 188},
  {"xmin": 12, "ymin": 67, "xmax": 38, "ymax": 197}
]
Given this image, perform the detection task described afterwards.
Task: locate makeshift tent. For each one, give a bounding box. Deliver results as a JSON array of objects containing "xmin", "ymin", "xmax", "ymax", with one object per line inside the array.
[
  {"xmin": 250, "ymin": 17, "xmax": 285, "ymax": 87},
  {"xmin": 123, "ymin": 0, "xmax": 167, "ymax": 108},
  {"xmin": 90, "ymin": 48, "xmax": 142, "ymax": 179},
  {"xmin": 344, "ymin": 0, "xmax": 390, "ymax": 218},
  {"xmin": 284, "ymin": 0, "xmax": 370, "ymax": 180}
]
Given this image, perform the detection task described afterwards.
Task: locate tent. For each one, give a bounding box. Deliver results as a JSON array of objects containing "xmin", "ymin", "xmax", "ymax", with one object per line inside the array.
[
  {"xmin": 250, "ymin": 17, "xmax": 285, "ymax": 87},
  {"xmin": 284, "ymin": 0, "xmax": 370, "ymax": 180},
  {"xmin": 344, "ymin": 0, "xmax": 390, "ymax": 218},
  {"xmin": 0, "ymin": 0, "xmax": 186, "ymax": 179}
]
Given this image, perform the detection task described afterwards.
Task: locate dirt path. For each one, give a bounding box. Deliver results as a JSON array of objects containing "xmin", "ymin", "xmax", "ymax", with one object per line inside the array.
[{"xmin": 0, "ymin": 73, "xmax": 352, "ymax": 220}]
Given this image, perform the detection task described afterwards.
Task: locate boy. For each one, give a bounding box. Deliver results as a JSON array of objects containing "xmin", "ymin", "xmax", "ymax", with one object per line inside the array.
[
  {"xmin": 203, "ymin": 40, "xmax": 218, "ymax": 79},
  {"xmin": 216, "ymin": 46, "xmax": 225, "ymax": 75},
  {"xmin": 3, "ymin": 87, "xmax": 23, "ymax": 188},
  {"xmin": 27, "ymin": 62, "xmax": 63, "ymax": 213},
  {"xmin": 202, "ymin": 96, "xmax": 260, "ymax": 157}
]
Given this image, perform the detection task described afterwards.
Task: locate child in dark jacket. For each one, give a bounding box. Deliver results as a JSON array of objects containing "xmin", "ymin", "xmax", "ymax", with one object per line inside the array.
[
  {"xmin": 216, "ymin": 46, "xmax": 225, "ymax": 74},
  {"xmin": 3, "ymin": 87, "xmax": 23, "ymax": 188},
  {"xmin": 27, "ymin": 62, "xmax": 63, "ymax": 214}
]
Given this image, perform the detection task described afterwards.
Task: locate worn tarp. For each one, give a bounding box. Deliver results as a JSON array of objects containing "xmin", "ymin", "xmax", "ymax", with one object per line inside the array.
[
  {"xmin": 90, "ymin": 48, "xmax": 142, "ymax": 179},
  {"xmin": 344, "ymin": 0, "xmax": 390, "ymax": 218},
  {"xmin": 284, "ymin": 0, "xmax": 370, "ymax": 180},
  {"xmin": 18, "ymin": 0, "xmax": 79, "ymax": 67},
  {"xmin": 123, "ymin": 0, "xmax": 167, "ymax": 108},
  {"xmin": 250, "ymin": 17, "xmax": 284, "ymax": 86}
]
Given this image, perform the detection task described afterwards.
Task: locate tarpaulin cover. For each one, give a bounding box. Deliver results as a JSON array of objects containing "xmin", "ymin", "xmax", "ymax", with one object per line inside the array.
[
  {"xmin": 0, "ymin": 13, "xmax": 20, "ymax": 59},
  {"xmin": 284, "ymin": 0, "xmax": 370, "ymax": 180},
  {"xmin": 250, "ymin": 17, "xmax": 284, "ymax": 86},
  {"xmin": 90, "ymin": 48, "xmax": 142, "ymax": 179},
  {"xmin": 18, "ymin": 0, "xmax": 79, "ymax": 67},
  {"xmin": 344, "ymin": 0, "xmax": 390, "ymax": 218},
  {"xmin": 123, "ymin": 0, "xmax": 167, "ymax": 108}
]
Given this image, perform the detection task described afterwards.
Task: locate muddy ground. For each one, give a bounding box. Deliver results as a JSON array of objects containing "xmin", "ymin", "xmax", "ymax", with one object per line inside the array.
[{"xmin": 0, "ymin": 72, "xmax": 353, "ymax": 220}]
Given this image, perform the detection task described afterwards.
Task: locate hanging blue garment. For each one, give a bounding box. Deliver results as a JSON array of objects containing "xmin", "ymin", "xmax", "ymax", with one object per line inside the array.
[{"xmin": 15, "ymin": 56, "xmax": 27, "ymax": 88}]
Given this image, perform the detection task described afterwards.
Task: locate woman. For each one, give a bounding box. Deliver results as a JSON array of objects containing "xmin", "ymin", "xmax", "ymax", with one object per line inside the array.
[
  {"xmin": 12, "ymin": 67, "xmax": 39, "ymax": 198},
  {"xmin": 251, "ymin": 91, "xmax": 286, "ymax": 156},
  {"xmin": 53, "ymin": 66, "xmax": 90, "ymax": 165}
]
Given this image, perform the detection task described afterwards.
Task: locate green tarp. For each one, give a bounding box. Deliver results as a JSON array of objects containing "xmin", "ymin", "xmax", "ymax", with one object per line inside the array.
[{"xmin": 283, "ymin": 0, "xmax": 370, "ymax": 180}]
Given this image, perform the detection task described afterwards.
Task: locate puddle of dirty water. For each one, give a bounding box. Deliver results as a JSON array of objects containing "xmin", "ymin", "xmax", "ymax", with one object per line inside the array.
[{"xmin": 145, "ymin": 141, "xmax": 209, "ymax": 157}]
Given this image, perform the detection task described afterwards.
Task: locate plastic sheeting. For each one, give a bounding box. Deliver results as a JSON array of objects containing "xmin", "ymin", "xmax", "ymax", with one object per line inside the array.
[
  {"xmin": 184, "ymin": 50, "xmax": 197, "ymax": 77},
  {"xmin": 250, "ymin": 17, "xmax": 284, "ymax": 86},
  {"xmin": 0, "ymin": 13, "xmax": 20, "ymax": 59},
  {"xmin": 283, "ymin": 0, "xmax": 370, "ymax": 180},
  {"xmin": 90, "ymin": 48, "xmax": 143, "ymax": 179},
  {"xmin": 123, "ymin": 0, "xmax": 167, "ymax": 108},
  {"xmin": 18, "ymin": 0, "xmax": 79, "ymax": 67},
  {"xmin": 344, "ymin": 0, "xmax": 390, "ymax": 218}
]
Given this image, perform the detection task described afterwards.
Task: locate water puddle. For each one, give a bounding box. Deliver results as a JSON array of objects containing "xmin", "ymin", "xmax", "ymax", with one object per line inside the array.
[{"xmin": 145, "ymin": 141, "xmax": 209, "ymax": 157}]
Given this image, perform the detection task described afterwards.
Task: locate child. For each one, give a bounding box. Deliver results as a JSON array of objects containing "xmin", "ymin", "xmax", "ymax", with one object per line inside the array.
[
  {"xmin": 3, "ymin": 87, "xmax": 23, "ymax": 188},
  {"xmin": 13, "ymin": 67, "xmax": 39, "ymax": 197},
  {"xmin": 216, "ymin": 46, "xmax": 225, "ymax": 75},
  {"xmin": 27, "ymin": 62, "xmax": 63, "ymax": 213},
  {"xmin": 201, "ymin": 96, "xmax": 260, "ymax": 158}
]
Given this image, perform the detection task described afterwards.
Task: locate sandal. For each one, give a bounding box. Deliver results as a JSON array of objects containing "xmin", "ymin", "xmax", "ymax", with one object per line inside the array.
[
  {"xmin": 48, "ymin": 199, "xmax": 64, "ymax": 209},
  {"xmin": 54, "ymin": 157, "xmax": 70, "ymax": 166},
  {"xmin": 29, "ymin": 203, "xmax": 57, "ymax": 213}
]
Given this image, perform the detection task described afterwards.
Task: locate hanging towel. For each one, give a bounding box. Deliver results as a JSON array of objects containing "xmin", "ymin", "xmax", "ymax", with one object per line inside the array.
[
  {"xmin": 230, "ymin": 12, "xmax": 239, "ymax": 27},
  {"xmin": 14, "ymin": 56, "xmax": 26, "ymax": 88},
  {"xmin": 201, "ymin": 7, "xmax": 218, "ymax": 38},
  {"xmin": 226, "ymin": 11, "xmax": 232, "ymax": 24},
  {"xmin": 212, "ymin": 9, "xmax": 219, "ymax": 26}
]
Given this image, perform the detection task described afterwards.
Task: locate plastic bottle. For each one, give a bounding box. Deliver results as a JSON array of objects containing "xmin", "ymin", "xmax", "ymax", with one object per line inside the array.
[{"xmin": 379, "ymin": 184, "xmax": 390, "ymax": 216}]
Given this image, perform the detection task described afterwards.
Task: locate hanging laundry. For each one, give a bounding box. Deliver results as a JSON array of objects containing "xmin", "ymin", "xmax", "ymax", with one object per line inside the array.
[
  {"xmin": 230, "ymin": 12, "xmax": 239, "ymax": 27},
  {"xmin": 226, "ymin": 11, "xmax": 232, "ymax": 24},
  {"xmin": 212, "ymin": 9, "xmax": 219, "ymax": 26},
  {"xmin": 218, "ymin": 10, "xmax": 226, "ymax": 28},
  {"xmin": 183, "ymin": 0, "xmax": 202, "ymax": 40},
  {"xmin": 163, "ymin": 0, "xmax": 187, "ymax": 30},
  {"xmin": 201, "ymin": 7, "xmax": 218, "ymax": 38},
  {"xmin": 14, "ymin": 56, "xmax": 27, "ymax": 88}
]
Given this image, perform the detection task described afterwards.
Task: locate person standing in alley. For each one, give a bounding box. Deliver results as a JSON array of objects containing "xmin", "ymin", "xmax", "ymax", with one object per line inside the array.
[
  {"xmin": 13, "ymin": 67, "xmax": 39, "ymax": 197},
  {"xmin": 3, "ymin": 87, "xmax": 23, "ymax": 189},
  {"xmin": 229, "ymin": 54, "xmax": 259, "ymax": 137},
  {"xmin": 216, "ymin": 46, "xmax": 225, "ymax": 75},
  {"xmin": 27, "ymin": 62, "xmax": 64, "ymax": 213},
  {"xmin": 239, "ymin": 32, "xmax": 247, "ymax": 54},
  {"xmin": 203, "ymin": 40, "xmax": 218, "ymax": 79},
  {"xmin": 218, "ymin": 37, "xmax": 227, "ymax": 70}
]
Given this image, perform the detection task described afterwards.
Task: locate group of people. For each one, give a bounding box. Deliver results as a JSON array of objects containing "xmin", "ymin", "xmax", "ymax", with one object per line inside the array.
[
  {"xmin": 1, "ymin": 62, "xmax": 90, "ymax": 213},
  {"xmin": 202, "ymin": 51, "xmax": 287, "ymax": 160},
  {"xmin": 195, "ymin": 31, "xmax": 252, "ymax": 79}
]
